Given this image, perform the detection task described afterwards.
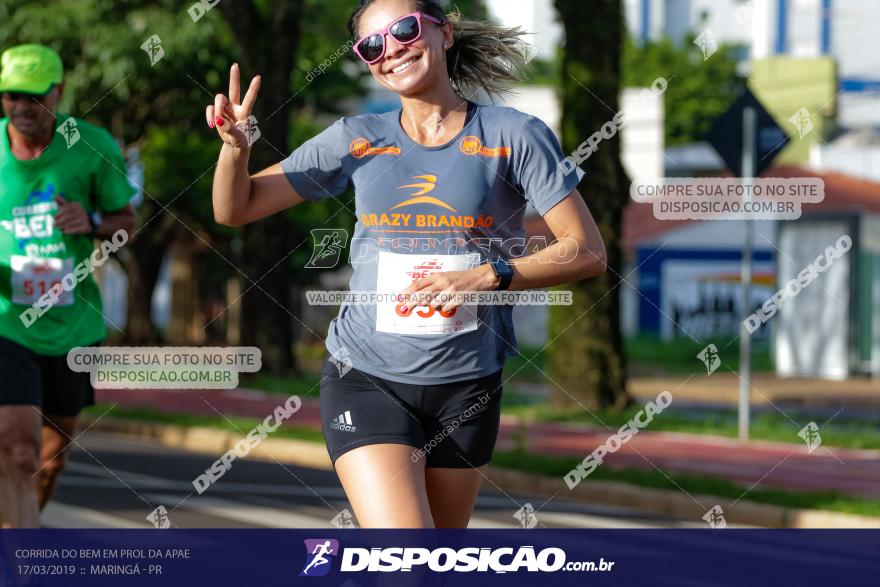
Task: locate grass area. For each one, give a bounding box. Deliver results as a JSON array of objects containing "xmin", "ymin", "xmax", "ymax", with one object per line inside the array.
[
  {"xmin": 84, "ymin": 404, "xmax": 325, "ymax": 444},
  {"xmin": 160, "ymin": 340, "xmax": 873, "ymax": 452},
  {"xmin": 238, "ymin": 371, "xmax": 321, "ymax": 397},
  {"xmin": 249, "ymin": 336, "xmax": 769, "ymax": 391},
  {"xmin": 501, "ymin": 347, "xmax": 547, "ymax": 382},
  {"xmin": 502, "ymin": 336, "xmax": 772, "ymax": 382},
  {"xmin": 84, "ymin": 404, "xmax": 880, "ymax": 518},
  {"xmin": 233, "ymin": 343, "xmax": 326, "ymax": 395},
  {"xmin": 626, "ymin": 335, "xmax": 773, "ymax": 376},
  {"xmin": 227, "ymin": 343, "xmax": 875, "ymax": 451},
  {"xmin": 501, "ymin": 402, "xmax": 880, "ymax": 450},
  {"xmin": 491, "ymin": 450, "xmax": 880, "ymax": 518}
]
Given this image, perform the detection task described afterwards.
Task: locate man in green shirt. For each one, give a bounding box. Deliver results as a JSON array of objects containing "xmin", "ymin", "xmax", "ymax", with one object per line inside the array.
[{"xmin": 0, "ymin": 44, "xmax": 137, "ymax": 528}]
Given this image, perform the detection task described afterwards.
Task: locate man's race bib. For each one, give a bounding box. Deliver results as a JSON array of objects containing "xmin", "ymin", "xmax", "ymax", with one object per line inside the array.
[
  {"xmin": 375, "ymin": 251, "xmax": 480, "ymax": 335},
  {"xmin": 10, "ymin": 255, "xmax": 74, "ymax": 307}
]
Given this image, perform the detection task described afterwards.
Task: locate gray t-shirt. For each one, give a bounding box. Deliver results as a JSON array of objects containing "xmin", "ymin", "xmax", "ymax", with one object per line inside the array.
[{"xmin": 281, "ymin": 103, "xmax": 584, "ymax": 384}]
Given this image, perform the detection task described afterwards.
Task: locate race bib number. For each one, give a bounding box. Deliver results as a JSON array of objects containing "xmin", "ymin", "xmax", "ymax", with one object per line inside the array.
[
  {"xmin": 375, "ymin": 251, "xmax": 480, "ymax": 335},
  {"xmin": 10, "ymin": 255, "xmax": 75, "ymax": 307}
]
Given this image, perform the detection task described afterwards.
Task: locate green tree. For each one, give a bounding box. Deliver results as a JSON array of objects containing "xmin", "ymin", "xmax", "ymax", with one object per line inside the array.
[
  {"xmin": 218, "ymin": 0, "xmax": 368, "ymax": 374},
  {"xmin": 1, "ymin": 0, "xmax": 241, "ymax": 342},
  {"xmin": 622, "ymin": 35, "xmax": 742, "ymax": 146},
  {"xmin": 215, "ymin": 1, "xmax": 307, "ymax": 374},
  {"xmin": 1, "ymin": 0, "xmax": 362, "ymax": 362},
  {"xmin": 551, "ymin": 0, "xmax": 630, "ymax": 410}
]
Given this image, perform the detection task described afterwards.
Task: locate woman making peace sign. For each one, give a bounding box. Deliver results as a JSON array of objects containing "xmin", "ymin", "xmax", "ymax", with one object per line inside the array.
[{"xmin": 209, "ymin": 0, "xmax": 606, "ymax": 529}]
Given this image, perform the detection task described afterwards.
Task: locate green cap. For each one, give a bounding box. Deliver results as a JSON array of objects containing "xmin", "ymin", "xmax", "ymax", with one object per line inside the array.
[{"xmin": 0, "ymin": 44, "xmax": 63, "ymax": 95}]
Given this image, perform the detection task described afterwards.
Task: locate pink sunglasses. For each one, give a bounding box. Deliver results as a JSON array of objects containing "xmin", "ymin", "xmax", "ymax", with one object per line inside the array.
[{"xmin": 353, "ymin": 12, "xmax": 445, "ymax": 65}]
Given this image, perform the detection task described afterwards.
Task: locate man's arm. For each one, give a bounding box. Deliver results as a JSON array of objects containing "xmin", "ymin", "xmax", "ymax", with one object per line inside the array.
[
  {"xmin": 94, "ymin": 203, "xmax": 137, "ymax": 239},
  {"xmin": 53, "ymin": 196, "xmax": 137, "ymax": 239}
]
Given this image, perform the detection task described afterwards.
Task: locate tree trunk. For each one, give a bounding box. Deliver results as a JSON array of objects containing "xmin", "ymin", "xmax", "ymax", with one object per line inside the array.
[
  {"xmin": 220, "ymin": 0, "xmax": 305, "ymax": 375},
  {"xmin": 550, "ymin": 0, "xmax": 630, "ymax": 410},
  {"xmin": 121, "ymin": 215, "xmax": 173, "ymax": 344}
]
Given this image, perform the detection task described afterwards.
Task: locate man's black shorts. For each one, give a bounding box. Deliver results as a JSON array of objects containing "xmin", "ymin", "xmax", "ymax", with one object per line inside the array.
[
  {"xmin": 0, "ymin": 336, "xmax": 96, "ymax": 416},
  {"xmin": 319, "ymin": 356, "xmax": 504, "ymax": 469}
]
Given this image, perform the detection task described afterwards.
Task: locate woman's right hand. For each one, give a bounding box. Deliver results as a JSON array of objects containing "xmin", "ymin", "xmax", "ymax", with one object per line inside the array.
[{"xmin": 206, "ymin": 63, "xmax": 262, "ymax": 149}]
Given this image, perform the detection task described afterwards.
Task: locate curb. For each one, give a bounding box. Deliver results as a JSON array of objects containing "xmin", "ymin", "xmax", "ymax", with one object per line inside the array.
[
  {"xmin": 85, "ymin": 417, "xmax": 880, "ymax": 529},
  {"xmin": 89, "ymin": 417, "xmax": 333, "ymax": 471},
  {"xmin": 487, "ymin": 468, "xmax": 880, "ymax": 529}
]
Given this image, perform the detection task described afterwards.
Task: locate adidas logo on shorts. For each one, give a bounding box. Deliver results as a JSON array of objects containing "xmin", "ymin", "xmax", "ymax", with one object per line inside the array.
[{"xmin": 329, "ymin": 410, "xmax": 356, "ymax": 432}]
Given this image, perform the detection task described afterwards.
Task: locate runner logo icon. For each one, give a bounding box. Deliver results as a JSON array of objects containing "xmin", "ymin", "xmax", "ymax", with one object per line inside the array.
[
  {"xmin": 393, "ymin": 175, "xmax": 458, "ymax": 212},
  {"xmin": 300, "ymin": 539, "xmax": 340, "ymax": 577},
  {"xmin": 399, "ymin": 174, "xmax": 438, "ymax": 196},
  {"xmin": 330, "ymin": 411, "xmax": 356, "ymax": 432}
]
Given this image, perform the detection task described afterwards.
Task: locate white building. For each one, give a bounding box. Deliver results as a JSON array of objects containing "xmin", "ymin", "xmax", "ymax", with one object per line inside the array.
[
  {"xmin": 490, "ymin": 0, "xmax": 880, "ymax": 128},
  {"xmin": 811, "ymin": 129, "xmax": 880, "ymax": 183},
  {"xmin": 625, "ymin": 0, "xmax": 880, "ymax": 127},
  {"xmin": 484, "ymin": 0, "xmax": 562, "ymax": 61}
]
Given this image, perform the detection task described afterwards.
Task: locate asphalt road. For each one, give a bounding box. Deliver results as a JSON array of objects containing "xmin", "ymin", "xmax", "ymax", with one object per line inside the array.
[{"xmin": 44, "ymin": 432, "xmax": 706, "ymax": 530}]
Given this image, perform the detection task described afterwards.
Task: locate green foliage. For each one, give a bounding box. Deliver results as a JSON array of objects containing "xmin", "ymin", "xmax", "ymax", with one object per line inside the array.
[
  {"xmin": 0, "ymin": 0, "xmax": 240, "ymax": 282},
  {"xmin": 521, "ymin": 57, "xmax": 558, "ymax": 86},
  {"xmin": 622, "ymin": 35, "xmax": 743, "ymax": 146},
  {"xmin": 2, "ymin": 0, "xmax": 367, "ymax": 342},
  {"xmin": 293, "ymin": 0, "xmax": 371, "ymax": 115},
  {"xmin": 140, "ymin": 128, "xmax": 218, "ymax": 222},
  {"xmin": 450, "ymin": 0, "xmax": 489, "ymax": 20},
  {"xmin": 1, "ymin": 0, "xmax": 238, "ymax": 141},
  {"xmin": 282, "ymin": 113, "xmax": 356, "ymax": 283}
]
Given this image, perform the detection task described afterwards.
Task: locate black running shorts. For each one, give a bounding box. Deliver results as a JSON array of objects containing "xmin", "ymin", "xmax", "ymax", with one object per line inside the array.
[
  {"xmin": 0, "ymin": 336, "xmax": 96, "ymax": 416},
  {"xmin": 319, "ymin": 356, "xmax": 504, "ymax": 468}
]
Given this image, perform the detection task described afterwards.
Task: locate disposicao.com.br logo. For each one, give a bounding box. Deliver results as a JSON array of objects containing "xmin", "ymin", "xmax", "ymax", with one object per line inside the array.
[
  {"xmin": 299, "ymin": 539, "xmax": 613, "ymax": 575},
  {"xmin": 300, "ymin": 539, "xmax": 339, "ymax": 577}
]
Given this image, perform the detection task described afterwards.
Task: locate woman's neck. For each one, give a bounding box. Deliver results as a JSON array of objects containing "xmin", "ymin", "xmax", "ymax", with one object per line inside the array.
[{"xmin": 399, "ymin": 84, "xmax": 469, "ymax": 147}]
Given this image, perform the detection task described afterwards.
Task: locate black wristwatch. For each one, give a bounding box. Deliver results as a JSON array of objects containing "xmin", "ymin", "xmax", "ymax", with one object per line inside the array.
[{"xmin": 489, "ymin": 257, "xmax": 514, "ymax": 291}]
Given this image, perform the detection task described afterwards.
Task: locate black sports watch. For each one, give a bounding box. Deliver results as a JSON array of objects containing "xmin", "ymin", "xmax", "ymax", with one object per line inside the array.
[
  {"xmin": 88, "ymin": 212, "xmax": 103, "ymax": 238},
  {"xmin": 489, "ymin": 257, "xmax": 514, "ymax": 291}
]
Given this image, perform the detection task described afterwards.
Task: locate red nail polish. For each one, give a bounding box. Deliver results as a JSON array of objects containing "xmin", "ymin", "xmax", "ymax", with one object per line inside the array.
[
  {"xmin": 216, "ymin": 117, "xmax": 224, "ymax": 127},
  {"xmin": 208, "ymin": 120, "xmax": 215, "ymax": 129}
]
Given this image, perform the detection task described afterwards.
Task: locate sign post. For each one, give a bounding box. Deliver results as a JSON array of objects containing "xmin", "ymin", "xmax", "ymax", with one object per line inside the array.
[
  {"xmin": 705, "ymin": 86, "xmax": 790, "ymax": 441},
  {"xmin": 739, "ymin": 107, "xmax": 756, "ymax": 441}
]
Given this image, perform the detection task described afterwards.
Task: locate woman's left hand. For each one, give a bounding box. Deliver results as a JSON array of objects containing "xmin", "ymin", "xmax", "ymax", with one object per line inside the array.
[{"xmin": 399, "ymin": 264, "xmax": 500, "ymax": 314}]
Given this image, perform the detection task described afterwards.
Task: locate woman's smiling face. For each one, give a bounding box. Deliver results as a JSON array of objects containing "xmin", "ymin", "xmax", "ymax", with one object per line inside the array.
[{"xmin": 357, "ymin": 0, "xmax": 452, "ymax": 97}]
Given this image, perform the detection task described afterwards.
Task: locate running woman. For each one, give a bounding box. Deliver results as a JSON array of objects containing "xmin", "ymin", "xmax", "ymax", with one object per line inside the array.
[
  {"xmin": 209, "ymin": 0, "xmax": 606, "ymax": 528},
  {"xmin": 0, "ymin": 44, "xmax": 137, "ymax": 528}
]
